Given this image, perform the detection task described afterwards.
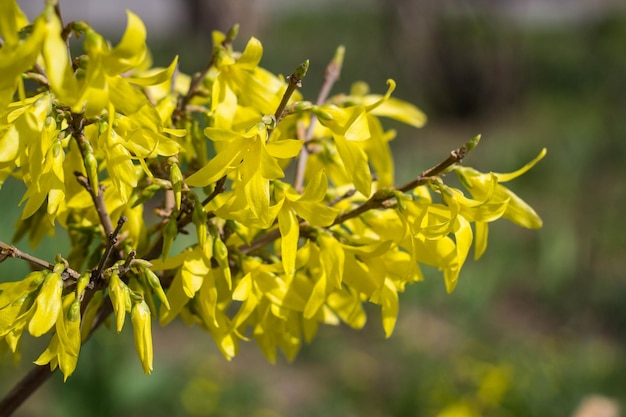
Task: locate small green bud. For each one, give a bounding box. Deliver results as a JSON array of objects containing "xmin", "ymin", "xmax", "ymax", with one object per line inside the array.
[
  {"xmin": 261, "ymin": 114, "xmax": 277, "ymax": 130},
  {"xmin": 293, "ymin": 60, "xmax": 309, "ymax": 83},
  {"xmin": 332, "ymin": 45, "xmax": 345, "ymax": 68},
  {"xmin": 465, "ymin": 134, "xmax": 481, "ymax": 152},
  {"xmin": 74, "ymin": 55, "xmax": 89, "ymax": 70},
  {"xmin": 226, "ymin": 24, "xmax": 240, "ymax": 43},
  {"xmin": 293, "ymin": 101, "xmax": 313, "ymax": 112},
  {"xmin": 131, "ymin": 258, "xmax": 153, "ymax": 270},
  {"xmin": 71, "ymin": 21, "xmax": 89, "ymax": 36},
  {"xmin": 311, "ymin": 106, "xmax": 333, "ymax": 121},
  {"xmin": 142, "ymin": 268, "xmax": 170, "ymax": 310},
  {"xmin": 52, "ymin": 140, "xmax": 63, "ymax": 158},
  {"xmin": 169, "ymin": 163, "xmax": 183, "ymax": 211},
  {"xmin": 192, "ymin": 199, "xmax": 207, "ymax": 248},
  {"xmin": 76, "ymin": 272, "xmax": 90, "ymax": 296},
  {"xmin": 84, "ymin": 151, "xmax": 99, "ymax": 195},
  {"xmin": 161, "ymin": 214, "xmax": 178, "ymax": 260},
  {"xmin": 67, "ymin": 298, "xmax": 81, "ymax": 322},
  {"xmin": 131, "ymin": 184, "xmax": 163, "ymax": 208},
  {"xmin": 109, "ymin": 271, "xmax": 129, "ymax": 333}
]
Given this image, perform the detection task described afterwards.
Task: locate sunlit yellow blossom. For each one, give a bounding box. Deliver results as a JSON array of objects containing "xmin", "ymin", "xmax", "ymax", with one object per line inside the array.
[{"xmin": 131, "ymin": 300, "xmax": 153, "ymax": 374}]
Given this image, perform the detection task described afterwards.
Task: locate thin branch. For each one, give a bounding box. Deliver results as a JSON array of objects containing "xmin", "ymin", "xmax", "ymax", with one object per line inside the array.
[
  {"xmin": 0, "ymin": 366, "xmax": 54, "ymax": 417},
  {"xmin": 328, "ymin": 188, "xmax": 356, "ymax": 207},
  {"xmin": 332, "ymin": 135, "xmax": 481, "ymax": 225},
  {"xmin": 69, "ymin": 113, "xmax": 115, "ymax": 239},
  {"xmin": 0, "ymin": 241, "xmax": 80, "ymax": 281},
  {"xmin": 172, "ymin": 24, "xmax": 239, "ymax": 123},
  {"xmin": 294, "ymin": 46, "xmax": 344, "ymax": 192},
  {"xmin": 23, "ymin": 71, "xmax": 49, "ymax": 88},
  {"xmin": 266, "ymin": 60, "xmax": 309, "ymax": 140},
  {"xmin": 92, "ymin": 216, "xmax": 127, "ymax": 284},
  {"xmin": 0, "ymin": 290, "xmax": 116, "ymax": 417},
  {"xmin": 241, "ymin": 135, "xmax": 480, "ymax": 255},
  {"xmin": 201, "ymin": 175, "xmax": 228, "ymax": 207}
]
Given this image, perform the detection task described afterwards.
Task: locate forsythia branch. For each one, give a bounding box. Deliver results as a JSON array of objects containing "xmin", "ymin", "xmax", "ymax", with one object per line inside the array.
[
  {"xmin": 0, "ymin": 241, "xmax": 80, "ymax": 282},
  {"xmin": 172, "ymin": 24, "xmax": 239, "ymax": 122},
  {"xmin": 241, "ymin": 135, "xmax": 479, "ymax": 255},
  {"xmin": 294, "ymin": 46, "xmax": 345, "ymax": 192}
]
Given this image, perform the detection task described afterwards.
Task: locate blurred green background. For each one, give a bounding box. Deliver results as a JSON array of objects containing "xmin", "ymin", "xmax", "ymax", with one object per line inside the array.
[{"xmin": 2, "ymin": 1, "xmax": 626, "ymax": 416}]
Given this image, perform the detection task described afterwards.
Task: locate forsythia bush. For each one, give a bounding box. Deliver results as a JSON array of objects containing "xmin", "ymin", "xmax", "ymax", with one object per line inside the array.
[{"xmin": 0, "ymin": 0, "xmax": 545, "ymax": 384}]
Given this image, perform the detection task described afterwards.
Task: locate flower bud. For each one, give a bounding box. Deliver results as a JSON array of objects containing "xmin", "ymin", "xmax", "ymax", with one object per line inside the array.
[
  {"xmin": 84, "ymin": 151, "xmax": 99, "ymax": 196},
  {"xmin": 131, "ymin": 300, "xmax": 153, "ymax": 375},
  {"xmin": 169, "ymin": 162, "xmax": 183, "ymax": 211},
  {"xmin": 108, "ymin": 272, "xmax": 129, "ymax": 333},
  {"xmin": 191, "ymin": 198, "xmax": 207, "ymax": 247},
  {"xmin": 162, "ymin": 214, "xmax": 178, "ymax": 260},
  {"xmin": 142, "ymin": 267, "xmax": 170, "ymax": 310},
  {"xmin": 311, "ymin": 106, "xmax": 333, "ymax": 121}
]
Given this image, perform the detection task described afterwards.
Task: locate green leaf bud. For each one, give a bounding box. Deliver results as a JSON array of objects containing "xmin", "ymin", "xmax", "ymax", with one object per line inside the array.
[
  {"xmin": 311, "ymin": 106, "xmax": 333, "ymax": 121},
  {"xmin": 84, "ymin": 151, "xmax": 99, "ymax": 195},
  {"xmin": 169, "ymin": 163, "xmax": 183, "ymax": 211},
  {"xmin": 161, "ymin": 214, "xmax": 178, "ymax": 260}
]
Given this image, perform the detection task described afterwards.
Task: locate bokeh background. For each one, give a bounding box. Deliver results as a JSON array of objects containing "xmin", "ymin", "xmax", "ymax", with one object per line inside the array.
[{"xmin": 2, "ymin": 0, "xmax": 626, "ymax": 416}]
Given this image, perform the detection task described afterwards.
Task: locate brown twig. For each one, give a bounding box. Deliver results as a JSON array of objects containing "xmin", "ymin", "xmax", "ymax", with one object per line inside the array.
[
  {"xmin": 172, "ymin": 25, "xmax": 239, "ymax": 123},
  {"xmin": 294, "ymin": 46, "xmax": 344, "ymax": 192},
  {"xmin": 92, "ymin": 216, "xmax": 127, "ymax": 284},
  {"xmin": 241, "ymin": 135, "xmax": 480, "ymax": 255},
  {"xmin": 0, "ymin": 291, "xmax": 116, "ymax": 417},
  {"xmin": 0, "ymin": 241, "xmax": 80, "ymax": 282},
  {"xmin": 0, "ymin": 366, "xmax": 54, "ymax": 417},
  {"xmin": 266, "ymin": 60, "xmax": 309, "ymax": 141},
  {"xmin": 69, "ymin": 113, "xmax": 116, "ymax": 239},
  {"xmin": 332, "ymin": 135, "xmax": 481, "ymax": 225},
  {"xmin": 201, "ymin": 175, "xmax": 228, "ymax": 207}
]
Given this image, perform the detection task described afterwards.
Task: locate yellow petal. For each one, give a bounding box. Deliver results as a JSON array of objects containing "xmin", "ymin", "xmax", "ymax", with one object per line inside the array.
[
  {"xmin": 494, "ymin": 148, "xmax": 547, "ymax": 183},
  {"xmin": 278, "ymin": 206, "xmax": 299, "ymax": 277},
  {"xmin": 131, "ymin": 300, "xmax": 153, "ymax": 375},
  {"xmin": 102, "ymin": 10, "xmax": 147, "ymax": 75},
  {"xmin": 28, "ymin": 271, "xmax": 63, "ymax": 337}
]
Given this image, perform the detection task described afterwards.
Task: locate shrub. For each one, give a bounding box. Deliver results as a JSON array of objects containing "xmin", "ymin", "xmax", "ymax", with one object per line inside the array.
[{"xmin": 0, "ymin": 1, "xmax": 544, "ymax": 414}]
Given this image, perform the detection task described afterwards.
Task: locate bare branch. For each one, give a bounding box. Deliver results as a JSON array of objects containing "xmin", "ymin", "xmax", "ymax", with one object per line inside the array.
[
  {"xmin": 294, "ymin": 46, "xmax": 344, "ymax": 192},
  {"xmin": 266, "ymin": 60, "xmax": 309, "ymax": 141},
  {"xmin": 172, "ymin": 24, "xmax": 239, "ymax": 123},
  {"xmin": 0, "ymin": 241, "xmax": 80, "ymax": 282},
  {"xmin": 0, "ymin": 366, "xmax": 54, "ymax": 417},
  {"xmin": 241, "ymin": 135, "xmax": 480, "ymax": 255},
  {"xmin": 92, "ymin": 216, "xmax": 127, "ymax": 285}
]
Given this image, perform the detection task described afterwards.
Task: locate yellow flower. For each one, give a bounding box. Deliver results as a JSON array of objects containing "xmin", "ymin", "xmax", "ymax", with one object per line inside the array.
[
  {"xmin": 28, "ymin": 268, "xmax": 63, "ymax": 337},
  {"xmin": 453, "ymin": 148, "xmax": 546, "ymax": 259},
  {"xmin": 131, "ymin": 300, "xmax": 153, "ymax": 374}
]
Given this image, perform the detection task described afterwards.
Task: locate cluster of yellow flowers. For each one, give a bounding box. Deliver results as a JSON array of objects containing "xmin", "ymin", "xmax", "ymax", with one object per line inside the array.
[{"xmin": 0, "ymin": 0, "xmax": 544, "ymax": 379}]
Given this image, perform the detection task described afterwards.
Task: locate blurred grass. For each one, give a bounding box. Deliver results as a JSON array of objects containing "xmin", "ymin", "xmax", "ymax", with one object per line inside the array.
[{"xmin": 2, "ymin": 6, "xmax": 626, "ymax": 417}]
